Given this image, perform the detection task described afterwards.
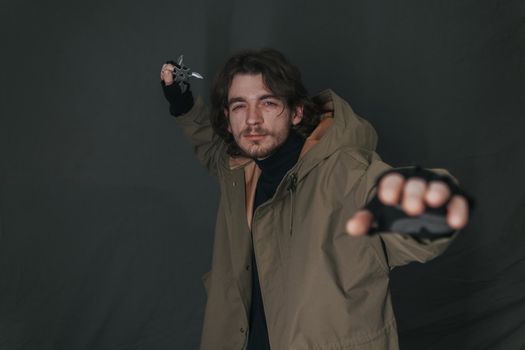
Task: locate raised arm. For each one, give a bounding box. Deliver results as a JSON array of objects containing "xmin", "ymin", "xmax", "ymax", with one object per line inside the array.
[{"xmin": 160, "ymin": 63, "xmax": 226, "ymax": 175}]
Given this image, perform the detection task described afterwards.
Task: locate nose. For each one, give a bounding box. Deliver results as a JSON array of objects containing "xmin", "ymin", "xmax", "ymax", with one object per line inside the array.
[{"xmin": 245, "ymin": 105, "xmax": 263, "ymax": 126}]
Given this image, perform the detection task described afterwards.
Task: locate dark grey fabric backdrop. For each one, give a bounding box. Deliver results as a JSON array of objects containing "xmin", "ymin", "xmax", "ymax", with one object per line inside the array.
[{"xmin": 1, "ymin": 0, "xmax": 524, "ymax": 349}]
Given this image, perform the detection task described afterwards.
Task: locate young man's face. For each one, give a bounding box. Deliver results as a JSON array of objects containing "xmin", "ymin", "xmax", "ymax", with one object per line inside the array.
[{"xmin": 225, "ymin": 73, "xmax": 303, "ymax": 159}]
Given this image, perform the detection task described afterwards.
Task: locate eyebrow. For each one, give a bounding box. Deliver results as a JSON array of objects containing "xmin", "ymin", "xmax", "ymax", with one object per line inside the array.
[{"xmin": 227, "ymin": 94, "xmax": 280, "ymax": 106}]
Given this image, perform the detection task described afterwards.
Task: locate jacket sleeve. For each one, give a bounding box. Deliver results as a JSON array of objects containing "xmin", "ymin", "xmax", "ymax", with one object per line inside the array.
[
  {"xmin": 359, "ymin": 155, "xmax": 458, "ymax": 269},
  {"xmin": 173, "ymin": 96, "xmax": 227, "ymax": 176}
]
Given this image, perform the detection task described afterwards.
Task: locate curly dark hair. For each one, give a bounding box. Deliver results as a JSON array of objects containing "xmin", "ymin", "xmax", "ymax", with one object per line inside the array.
[{"xmin": 210, "ymin": 48, "xmax": 321, "ymax": 157}]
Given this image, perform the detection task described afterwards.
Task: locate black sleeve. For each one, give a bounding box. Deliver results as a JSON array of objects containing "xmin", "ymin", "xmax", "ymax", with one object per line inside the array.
[{"xmin": 161, "ymin": 81, "xmax": 195, "ymax": 117}]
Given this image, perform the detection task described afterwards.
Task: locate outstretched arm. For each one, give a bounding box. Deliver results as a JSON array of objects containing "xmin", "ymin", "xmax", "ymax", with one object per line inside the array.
[
  {"xmin": 346, "ymin": 167, "xmax": 471, "ymax": 236},
  {"xmin": 345, "ymin": 160, "xmax": 473, "ymax": 268}
]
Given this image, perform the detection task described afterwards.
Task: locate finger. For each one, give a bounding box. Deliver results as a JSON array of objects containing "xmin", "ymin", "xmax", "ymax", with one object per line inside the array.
[
  {"xmin": 160, "ymin": 64, "xmax": 175, "ymax": 85},
  {"xmin": 401, "ymin": 177, "xmax": 427, "ymax": 216},
  {"xmin": 160, "ymin": 64, "xmax": 168, "ymax": 79},
  {"xmin": 162, "ymin": 72, "xmax": 174, "ymax": 85},
  {"xmin": 346, "ymin": 210, "xmax": 374, "ymax": 236},
  {"xmin": 424, "ymin": 181, "xmax": 451, "ymax": 207},
  {"xmin": 161, "ymin": 63, "xmax": 174, "ymax": 71},
  {"xmin": 447, "ymin": 195, "xmax": 469, "ymax": 229},
  {"xmin": 378, "ymin": 173, "xmax": 405, "ymax": 205},
  {"xmin": 161, "ymin": 67, "xmax": 173, "ymax": 82}
]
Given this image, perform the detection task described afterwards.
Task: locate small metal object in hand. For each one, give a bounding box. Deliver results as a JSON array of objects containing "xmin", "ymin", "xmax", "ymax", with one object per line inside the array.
[{"xmin": 172, "ymin": 55, "xmax": 204, "ymax": 93}]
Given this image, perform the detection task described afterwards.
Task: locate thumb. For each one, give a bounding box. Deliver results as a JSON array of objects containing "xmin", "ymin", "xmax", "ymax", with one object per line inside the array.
[
  {"xmin": 161, "ymin": 64, "xmax": 175, "ymax": 86},
  {"xmin": 346, "ymin": 210, "xmax": 374, "ymax": 236}
]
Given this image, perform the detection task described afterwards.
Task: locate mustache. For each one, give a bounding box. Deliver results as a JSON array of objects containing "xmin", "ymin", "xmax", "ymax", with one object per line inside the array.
[{"xmin": 241, "ymin": 127, "xmax": 270, "ymax": 136}]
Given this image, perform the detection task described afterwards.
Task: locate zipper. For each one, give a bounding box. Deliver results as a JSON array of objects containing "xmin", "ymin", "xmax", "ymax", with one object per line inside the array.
[{"xmin": 287, "ymin": 173, "xmax": 297, "ymax": 236}]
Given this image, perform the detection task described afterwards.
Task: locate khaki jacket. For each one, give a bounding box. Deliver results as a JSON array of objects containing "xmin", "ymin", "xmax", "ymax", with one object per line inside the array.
[{"xmin": 175, "ymin": 90, "xmax": 455, "ymax": 350}]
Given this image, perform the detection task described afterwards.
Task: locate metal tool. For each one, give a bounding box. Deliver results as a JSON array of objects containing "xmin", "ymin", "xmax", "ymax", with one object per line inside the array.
[{"xmin": 171, "ymin": 55, "xmax": 203, "ymax": 93}]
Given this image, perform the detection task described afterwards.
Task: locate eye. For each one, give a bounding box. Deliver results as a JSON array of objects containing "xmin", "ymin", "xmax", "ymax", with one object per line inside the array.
[
  {"xmin": 262, "ymin": 99, "xmax": 279, "ymax": 107},
  {"xmin": 230, "ymin": 104, "xmax": 245, "ymax": 111}
]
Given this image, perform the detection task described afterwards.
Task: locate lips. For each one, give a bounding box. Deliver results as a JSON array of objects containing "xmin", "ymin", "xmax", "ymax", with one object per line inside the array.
[{"xmin": 244, "ymin": 134, "xmax": 267, "ymax": 141}]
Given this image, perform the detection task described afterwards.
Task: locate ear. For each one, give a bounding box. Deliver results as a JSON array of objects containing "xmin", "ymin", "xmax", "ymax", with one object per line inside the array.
[
  {"xmin": 224, "ymin": 108, "xmax": 232, "ymax": 133},
  {"xmin": 291, "ymin": 105, "xmax": 304, "ymax": 126}
]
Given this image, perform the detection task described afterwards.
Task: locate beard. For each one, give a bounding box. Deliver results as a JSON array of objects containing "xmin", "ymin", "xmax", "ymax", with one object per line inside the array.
[{"xmin": 235, "ymin": 125, "xmax": 291, "ymax": 159}]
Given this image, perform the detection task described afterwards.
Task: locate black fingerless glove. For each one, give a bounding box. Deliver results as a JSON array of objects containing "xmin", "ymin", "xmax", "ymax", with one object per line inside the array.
[
  {"xmin": 365, "ymin": 167, "xmax": 474, "ymax": 238},
  {"xmin": 161, "ymin": 80, "xmax": 194, "ymax": 117}
]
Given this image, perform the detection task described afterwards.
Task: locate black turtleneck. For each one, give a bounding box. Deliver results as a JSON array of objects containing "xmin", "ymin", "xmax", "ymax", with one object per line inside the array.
[{"xmin": 247, "ymin": 131, "xmax": 305, "ymax": 350}]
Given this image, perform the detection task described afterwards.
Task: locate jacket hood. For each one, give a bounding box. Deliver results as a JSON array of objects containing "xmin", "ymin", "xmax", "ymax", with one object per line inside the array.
[{"xmin": 293, "ymin": 89, "xmax": 378, "ymax": 179}]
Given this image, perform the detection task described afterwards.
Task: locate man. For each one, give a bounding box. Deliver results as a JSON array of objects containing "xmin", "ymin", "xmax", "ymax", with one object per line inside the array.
[{"xmin": 160, "ymin": 49, "xmax": 470, "ymax": 350}]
